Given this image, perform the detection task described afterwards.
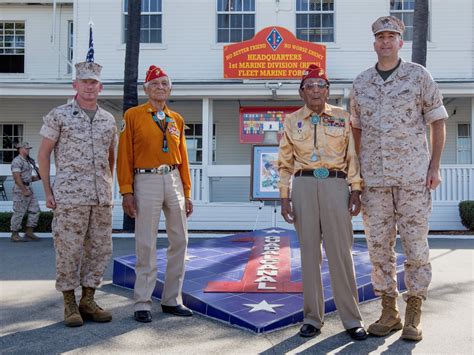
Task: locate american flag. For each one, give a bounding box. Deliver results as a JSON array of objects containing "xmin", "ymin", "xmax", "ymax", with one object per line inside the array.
[{"xmin": 85, "ymin": 25, "xmax": 94, "ymax": 62}]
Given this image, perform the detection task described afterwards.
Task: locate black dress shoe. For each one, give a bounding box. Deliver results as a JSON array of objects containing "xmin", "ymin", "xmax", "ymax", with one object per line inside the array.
[
  {"xmin": 134, "ymin": 310, "xmax": 152, "ymax": 323},
  {"xmin": 161, "ymin": 304, "xmax": 193, "ymax": 317},
  {"xmin": 347, "ymin": 327, "xmax": 368, "ymax": 341},
  {"xmin": 299, "ymin": 324, "xmax": 320, "ymax": 338}
]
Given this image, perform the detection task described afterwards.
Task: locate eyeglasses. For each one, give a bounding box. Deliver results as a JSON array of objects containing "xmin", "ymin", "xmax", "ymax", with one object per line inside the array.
[
  {"xmin": 147, "ymin": 81, "xmax": 170, "ymax": 89},
  {"xmin": 302, "ymin": 81, "xmax": 328, "ymax": 90}
]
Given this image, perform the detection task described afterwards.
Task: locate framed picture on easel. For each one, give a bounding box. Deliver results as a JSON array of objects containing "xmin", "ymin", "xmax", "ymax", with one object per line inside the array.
[{"xmin": 250, "ymin": 145, "xmax": 280, "ymax": 201}]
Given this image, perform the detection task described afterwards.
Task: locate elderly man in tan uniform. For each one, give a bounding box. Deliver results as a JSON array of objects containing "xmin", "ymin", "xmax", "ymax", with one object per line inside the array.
[
  {"xmin": 350, "ymin": 16, "xmax": 448, "ymax": 341},
  {"xmin": 38, "ymin": 61, "xmax": 117, "ymax": 327},
  {"xmin": 10, "ymin": 142, "xmax": 41, "ymax": 242},
  {"xmin": 117, "ymin": 65, "xmax": 193, "ymax": 323},
  {"xmin": 279, "ymin": 65, "xmax": 367, "ymax": 341}
]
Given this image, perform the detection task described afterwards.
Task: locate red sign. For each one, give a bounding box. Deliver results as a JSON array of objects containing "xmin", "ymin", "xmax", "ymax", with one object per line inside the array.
[
  {"xmin": 240, "ymin": 106, "xmax": 298, "ymax": 144},
  {"xmin": 224, "ymin": 26, "xmax": 326, "ymax": 79},
  {"xmin": 204, "ymin": 235, "xmax": 302, "ymax": 293}
]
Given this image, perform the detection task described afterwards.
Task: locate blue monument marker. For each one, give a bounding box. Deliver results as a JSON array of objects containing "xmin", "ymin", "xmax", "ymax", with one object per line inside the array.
[{"xmin": 113, "ymin": 228, "xmax": 406, "ymax": 333}]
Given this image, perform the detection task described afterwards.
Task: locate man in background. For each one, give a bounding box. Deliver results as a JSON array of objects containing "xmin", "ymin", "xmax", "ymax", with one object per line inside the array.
[{"xmin": 10, "ymin": 141, "xmax": 41, "ymax": 242}]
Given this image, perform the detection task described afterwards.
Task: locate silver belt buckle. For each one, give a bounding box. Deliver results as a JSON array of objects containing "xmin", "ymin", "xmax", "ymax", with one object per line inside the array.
[{"xmin": 157, "ymin": 164, "xmax": 170, "ymax": 174}]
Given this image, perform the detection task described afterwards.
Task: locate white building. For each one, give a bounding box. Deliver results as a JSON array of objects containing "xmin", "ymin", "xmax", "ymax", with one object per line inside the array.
[{"xmin": 0, "ymin": 0, "xmax": 473, "ymax": 230}]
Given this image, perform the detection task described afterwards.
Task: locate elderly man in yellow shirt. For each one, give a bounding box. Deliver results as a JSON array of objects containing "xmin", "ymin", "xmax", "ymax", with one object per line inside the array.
[
  {"xmin": 278, "ymin": 64, "xmax": 367, "ymax": 340},
  {"xmin": 117, "ymin": 65, "xmax": 193, "ymax": 323}
]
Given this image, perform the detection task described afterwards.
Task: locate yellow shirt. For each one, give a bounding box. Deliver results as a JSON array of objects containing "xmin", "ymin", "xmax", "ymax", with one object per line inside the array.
[
  {"xmin": 278, "ymin": 103, "xmax": 362, "ymax": 198},
  {"xmin": 117, "ymin": 102, "xmax": 191, "ymax": 198}
]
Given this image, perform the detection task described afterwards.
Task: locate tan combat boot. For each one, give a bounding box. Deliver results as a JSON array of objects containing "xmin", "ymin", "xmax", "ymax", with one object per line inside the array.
[
  {"xmin": 79, "ymin": 287, "xmax": 112, "ymax": 322},
  {"xmin": 24, "ymin": 227, "xmax": 40, "ymax": 241},
  {"xmin": 10, "ymin": 231, "xmax": 26, "ymax": 242},
  {"xmin": 63, "ymin": 290, "xmax": 83, "ymax": 327},
  {"xmin": 368, "ymin": 295, "xmax": 403, "ymax": 336},
  {"xmin": 401, "ymin": 296, "xmax": 423, "ymax": 341}
]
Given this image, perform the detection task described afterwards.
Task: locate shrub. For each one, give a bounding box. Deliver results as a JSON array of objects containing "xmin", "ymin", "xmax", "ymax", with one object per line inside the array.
[
  {"xmin": 0, "ymin": 211, "xmax": 53, "ymax": 232},
  {"xmin": 459, "ymin": 201, "xmax": 474, "ymax": 231}
]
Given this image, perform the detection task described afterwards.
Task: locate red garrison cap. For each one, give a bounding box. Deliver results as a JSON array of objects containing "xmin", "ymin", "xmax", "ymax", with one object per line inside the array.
[
  {"xmin": 145, "ymin": 65, "xmax": 168, "ymax": 83},
  {"xmin": 300, "ymin": 64, "xmax": 329, "ymax": 87}
]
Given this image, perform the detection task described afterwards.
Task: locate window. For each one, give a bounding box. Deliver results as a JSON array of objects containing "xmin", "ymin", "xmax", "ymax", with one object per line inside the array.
[
  {"xmin": 0, "ymin": 124, "xmax": 23, "ymax": 163},
  {"xmin": 296, "ymin": 0, "xmax": 334, "ymax": 42},
  {"xmin": 457, "ymin": 124, "xmax": 471, "ymax": 164},
  {"xmin": 390, "ymin": 0, "xmax": 429, "ymax": 41},
  {"xmin": 124, "ymin": 0, "xmax": 162, "ymax": 43},
  {"xmin": 217, "ymin": 0, "xmax": 255, "ymax": 43},
  {"xmin": 185, "ymin": 124, "xmax": 216, "ymax": 164},
  {"xmin": 67, "ymin": 21, "xmax": 73, "ymax": 74},
  {"xmin": 0, "ymin": 22, "xmax": 25, "ymax": 73}
]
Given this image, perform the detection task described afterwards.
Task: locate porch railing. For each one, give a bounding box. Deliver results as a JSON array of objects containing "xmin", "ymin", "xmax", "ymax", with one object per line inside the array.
[
  {"xmin": 0, "ymin": 164, "xmax": 472, "ymax": 203},
  {"xmin": 432, "ymin": 165, "xmax": 474, "ymax": 202},
  {"xmin": 0, "ymin": 164, "xmax": 204, "ymax": 202}
]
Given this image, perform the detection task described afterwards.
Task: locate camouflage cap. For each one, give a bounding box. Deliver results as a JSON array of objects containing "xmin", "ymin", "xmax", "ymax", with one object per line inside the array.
[
  {"xmin": 75, "ymin": 61, "xmax": 102, "ymax": 81},
  {"xmin": 15, "ymin": 141, "xmax": 32, "ymax": 149},
  {"xmin": 372, "ymin": 16, "xmax": 405, "ymax": 36}
]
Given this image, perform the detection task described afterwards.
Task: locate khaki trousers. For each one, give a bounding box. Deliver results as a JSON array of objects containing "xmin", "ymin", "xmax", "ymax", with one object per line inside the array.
[
  {"xmin": 292, "ymin": 176, "xmax": 363, "ymax": 329},
  {"xmin": 133, "ymin": 170, "xmax": 188, "ymax": 312},
  {"xmin": 361, "ymin": 186, "xmax": 432, "ymax": 300}
]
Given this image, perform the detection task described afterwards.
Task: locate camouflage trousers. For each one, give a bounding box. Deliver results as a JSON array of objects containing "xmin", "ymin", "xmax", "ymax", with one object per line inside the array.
[
  {"xmin": 10, "ymin": 192, "xmax": 40, "ymax": 232},
  {"xmin": 361, "ymin": 186, "xmax": 432, "ymax": 301},
  {"xmin": 52, "ymin": 204, "xmax": 113, "ymax": 292}
]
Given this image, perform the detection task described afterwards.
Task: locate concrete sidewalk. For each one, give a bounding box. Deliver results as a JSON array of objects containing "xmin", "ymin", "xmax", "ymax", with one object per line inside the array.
[{"xmin": 1, "ymin": 237, "xmax": 473, "ymax": 354}]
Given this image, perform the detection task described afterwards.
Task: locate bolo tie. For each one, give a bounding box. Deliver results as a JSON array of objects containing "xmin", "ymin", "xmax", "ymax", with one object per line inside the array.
[
  {"xmin": 150, "ymin": 110, "xmax": 169, "ymax": 152},
  {"xmin": 310, "ymin": 114, "xmax": 320, "ymax": 161}
]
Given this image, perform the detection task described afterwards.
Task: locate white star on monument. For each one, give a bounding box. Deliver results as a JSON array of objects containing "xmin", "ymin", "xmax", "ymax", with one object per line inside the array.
[
  {"xmin": 243, "ymin": 300, "xmax": 284, "ymax": 313},
  {"xmin": 264, "ymin": 229, "xmax": 283, "ymax": 234}
]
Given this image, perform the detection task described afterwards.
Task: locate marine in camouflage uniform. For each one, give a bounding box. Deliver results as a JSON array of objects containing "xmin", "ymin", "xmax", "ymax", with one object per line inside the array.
[
  {"xmin": 10, "ymin": 142, "xmax": 40, "ymax": 242},
  {"xmin": 38, "ymin": 61, "xmax": 117, "ymax": 327},
  {"xmin": 350, "ymin": 16, "xmax": 448, "ymax": 341}
]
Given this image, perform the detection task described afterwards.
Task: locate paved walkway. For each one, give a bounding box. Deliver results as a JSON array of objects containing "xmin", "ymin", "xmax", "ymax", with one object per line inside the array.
[{"xmin": 1, "ymin": 236, "xmax": 473, "ymax": 354}]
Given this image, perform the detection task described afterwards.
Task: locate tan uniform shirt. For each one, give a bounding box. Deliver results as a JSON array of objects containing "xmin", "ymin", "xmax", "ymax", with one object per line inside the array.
[
  {"xmin": 278, "ymin": 103, "xmax": 362, "ymax": 198},
  {"xmin": 350, "ymin": 60, "xmax": 448, "ymax": 187},
  {"xmin": 40, "ymin": 101, "xmax": 117, "ymax": 205}
]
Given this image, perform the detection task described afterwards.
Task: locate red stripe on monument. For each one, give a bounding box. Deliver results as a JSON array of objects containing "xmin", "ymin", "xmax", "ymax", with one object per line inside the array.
[{"xmin": 204, "ymin": 235, "xmax": 302, "ymax": 293}]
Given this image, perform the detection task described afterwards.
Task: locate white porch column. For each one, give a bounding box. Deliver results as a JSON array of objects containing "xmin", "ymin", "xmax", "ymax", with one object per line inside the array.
[
  {"xmin": 201, "ymin": 98, "xmax": 213, "ymax": 203},
  {"xmin": 471, "ymin": 98, "xmax": 474, "ymax": 164},
  {"xmin": 341, "ymin": 88, "xmax": 351, "ymax": 110}
]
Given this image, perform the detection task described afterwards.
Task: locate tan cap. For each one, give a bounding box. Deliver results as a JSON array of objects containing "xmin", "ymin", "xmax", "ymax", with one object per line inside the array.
[
  {"xmin": 372, "ymin": 16, "xmax": 405, "ymax": 36},
  {"xmin": 75, "ymin": 61, "xmax": 102, "ymax": 81},
  {"xmin": 16, "ymin": 141, "xmax": 32, "ymax": 149}
]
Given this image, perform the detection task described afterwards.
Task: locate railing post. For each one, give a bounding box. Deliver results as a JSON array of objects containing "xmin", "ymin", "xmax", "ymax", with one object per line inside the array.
[{"xmin": 201, "ymin": 98, "xmax": 212, "ymax": 203}]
